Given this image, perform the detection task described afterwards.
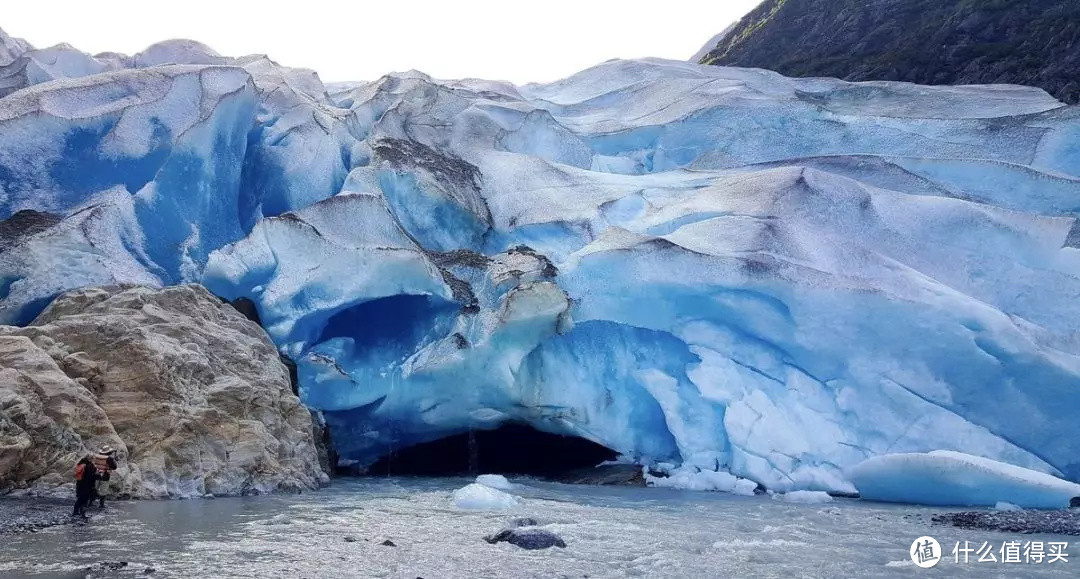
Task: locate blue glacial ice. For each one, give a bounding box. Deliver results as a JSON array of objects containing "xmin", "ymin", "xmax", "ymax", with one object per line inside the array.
[
  {"xmin": 453, "ymin": 483, "xmax": 520, "ymax": 511},
  {"xmin": 848, "ymin": 451, "xmax": 1080, "ymax": 509},
  {"xmin": 2, "ymin": 30, "xmax": 1080, "ymax": 495},
  {"xmin": 475, "ymin": 474, "xmax": 515, "ymax": 491}
]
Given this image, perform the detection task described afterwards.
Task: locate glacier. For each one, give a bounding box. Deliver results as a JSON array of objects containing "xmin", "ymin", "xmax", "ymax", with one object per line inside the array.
[
  {"xmin": 2, "ymin": 27, "xmax": 1080, "ymax": 495},
  {"xmin": 848, "ymin": 451, "xmax": 1080, "ymax": 509}
]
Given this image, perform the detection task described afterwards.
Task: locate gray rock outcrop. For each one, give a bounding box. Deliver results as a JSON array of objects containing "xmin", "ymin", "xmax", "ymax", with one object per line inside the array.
[{"xmin": 0, "ymin": 284, "xmax": 329, "ymax": 498}]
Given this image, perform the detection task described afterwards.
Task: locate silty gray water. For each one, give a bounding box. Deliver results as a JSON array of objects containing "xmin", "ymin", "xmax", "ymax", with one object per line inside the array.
[{"xmin": 0, "ymin": 477, "xmax": 1076, "ymax": 578}]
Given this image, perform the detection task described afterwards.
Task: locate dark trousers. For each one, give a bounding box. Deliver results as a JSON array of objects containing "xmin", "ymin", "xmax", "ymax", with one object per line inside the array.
[{"xmin": 73, "ymin": 485, "xmax": 93, "ymax": 516}]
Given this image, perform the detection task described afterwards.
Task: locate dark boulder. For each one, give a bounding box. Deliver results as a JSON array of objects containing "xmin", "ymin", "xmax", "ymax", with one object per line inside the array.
[
  {"xmin": 85, "ymin": 561, "xmax": 129, "ymax": 575},
  {"xmin": 484, "ymin": 527, "xmax": 567, "ymax": 550}
]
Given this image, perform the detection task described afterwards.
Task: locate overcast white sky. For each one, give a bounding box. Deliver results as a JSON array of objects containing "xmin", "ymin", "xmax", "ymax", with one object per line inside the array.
[{"xmin": 3, "ymin": 0, "xmax": 759, "ymax": 84}]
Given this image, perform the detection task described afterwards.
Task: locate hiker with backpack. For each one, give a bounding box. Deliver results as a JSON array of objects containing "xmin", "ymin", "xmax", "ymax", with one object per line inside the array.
[
  {"xmin": 73, "ymin": 455, "xmax": 97, "ymax": 518},
  {"xmin": 90, "ymin": 446, "xmax": 118, "ymax": 509}
]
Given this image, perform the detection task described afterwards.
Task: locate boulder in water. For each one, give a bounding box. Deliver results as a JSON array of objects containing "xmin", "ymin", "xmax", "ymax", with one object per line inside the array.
[{"xmin": 484, "ymin": 527, "xmax": 567, "ymax": 550}]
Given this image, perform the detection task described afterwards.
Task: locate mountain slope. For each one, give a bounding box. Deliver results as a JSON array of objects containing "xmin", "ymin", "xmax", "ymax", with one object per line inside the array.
[{"xmin": 699, "ymin": 0, "xmax": 1080, "ymax": 104}]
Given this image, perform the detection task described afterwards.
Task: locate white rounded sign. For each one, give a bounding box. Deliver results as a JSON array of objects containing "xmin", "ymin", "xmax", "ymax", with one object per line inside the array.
[{"xmin": 910, "ymin": 536, "xmax": 942, "ymax": 568}]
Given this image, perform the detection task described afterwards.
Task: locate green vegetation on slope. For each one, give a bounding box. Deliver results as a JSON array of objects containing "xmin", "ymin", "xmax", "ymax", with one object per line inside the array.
[{"xmin": 700, "ymin": 0, "xmax": 1080, "ymax": 104}]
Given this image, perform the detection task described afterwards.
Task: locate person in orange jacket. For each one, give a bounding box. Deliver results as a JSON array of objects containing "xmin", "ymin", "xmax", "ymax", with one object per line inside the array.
[{"xmin": 73, "ymin": 455, "xmax": 97, "ymax": 518}]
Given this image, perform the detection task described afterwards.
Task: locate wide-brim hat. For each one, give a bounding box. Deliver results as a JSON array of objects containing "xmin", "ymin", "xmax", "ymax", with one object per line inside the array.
[{"xmin": 98, "ymin": 445, "xmax": 115, "ymax": 454}]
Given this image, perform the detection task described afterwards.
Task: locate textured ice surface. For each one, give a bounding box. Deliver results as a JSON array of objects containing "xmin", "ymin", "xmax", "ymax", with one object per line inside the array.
[
  {"xmin": 476, "ymin": 474, "xmax": 514, "ymax": 491},
  {"xmin": 646, "ymin": 464, "xmax": 759, "ymax": 495},
  {"xmin": 453, "ymin": 483, "xmax": 520, "ymax": 510},
  {"xmin": 2, "ymin": 33, "xmax": 1079, "ymax": 495},
  {"xmin": 848, "ymin": 451, "xmax": 1080, "ymax": 509},
  {"xmin": 0, "ymin": 28, "xmax": 31, "ymax": 67},
  {"xmin": 774, "ymin": 491, "xmax": 834, "ymax": 504}
]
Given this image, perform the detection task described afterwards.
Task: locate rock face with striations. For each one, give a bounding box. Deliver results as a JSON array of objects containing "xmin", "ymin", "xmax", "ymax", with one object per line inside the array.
[
  {"xmin": 698, "ymin": 0, "xmax": 1080, "ymax": 104},
  {"xmin": 0, "ymin": 284, "xmax": 329, "ymax": 498}
]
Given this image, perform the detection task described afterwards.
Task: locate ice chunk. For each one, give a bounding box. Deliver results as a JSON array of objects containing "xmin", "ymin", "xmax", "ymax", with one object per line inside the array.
[
  {"xmin": 995, "ymin": 501, "xmax": 1023, "ymax": 512},
  {"xmin": 848, "ymin": 451, "xmax": 1080, "ymax": 509},
  {"xmin": 773, "ymin": 491, "xmax": 834, "ymax": 504},
  {"xmin": 645, "ymin": 465, "xmax": 758, "ymax": 495},
  {"xmin": 475, "ymin": 474, "xmax": 514, "ymax": 491},
  {"xmin": 453, "ymin": 483, "xmax": 519, "ymax": 510}
]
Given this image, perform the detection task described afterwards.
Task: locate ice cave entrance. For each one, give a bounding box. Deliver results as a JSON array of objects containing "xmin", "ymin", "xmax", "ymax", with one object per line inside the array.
[{"xmin": 366, "ymin": 423, "xmax": 618, "ymax": 478}]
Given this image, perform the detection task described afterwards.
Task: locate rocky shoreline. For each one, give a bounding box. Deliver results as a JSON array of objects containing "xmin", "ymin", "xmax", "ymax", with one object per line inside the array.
[
  {"xmin": 0, "ymin": 497, "xmax": 84, "ymax": 535},
  {"xmin": 932, "ymin": 509, "xmax": 1080, "ymax": 536}
]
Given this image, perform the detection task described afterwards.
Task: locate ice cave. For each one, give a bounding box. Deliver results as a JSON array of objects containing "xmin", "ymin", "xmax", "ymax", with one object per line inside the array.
[{"xmin": 364, "ymin": 423, "xmax": 618, "ymax": 477}]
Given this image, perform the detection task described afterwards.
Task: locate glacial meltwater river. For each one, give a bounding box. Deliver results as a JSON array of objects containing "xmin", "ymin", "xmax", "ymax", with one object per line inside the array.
[{"xmin": 0, "ymin": 477, "xmax": 1076, "ymax": 578}]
